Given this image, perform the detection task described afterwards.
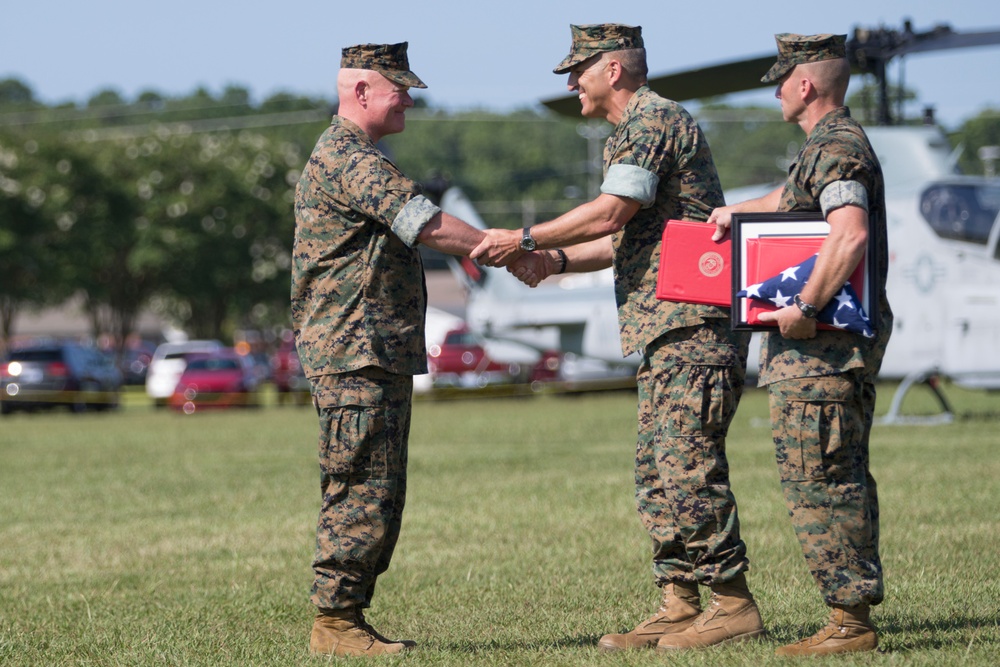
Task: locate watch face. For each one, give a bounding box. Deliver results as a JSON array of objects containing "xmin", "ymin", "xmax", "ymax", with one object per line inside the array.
[
  {"xmin": 520, "ymin": 229, "xmax": 536, "ymax": 251},
  {"xmin": 795, "ymin": 294, "xmax": 817, "ymax": 318}
]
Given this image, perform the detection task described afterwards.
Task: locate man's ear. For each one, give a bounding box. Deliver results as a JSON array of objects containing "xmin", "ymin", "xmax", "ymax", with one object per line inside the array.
[
  {"xmin": 355, "ymin": 80, "xmax": 369, "ymax": 106},
  {"xmin": 800, "ymin": 76, "xmax": 818, "ymax": 102},
  {"xmin": 606, "ymin": 59, "xmax": 622, "ymax": 86}
]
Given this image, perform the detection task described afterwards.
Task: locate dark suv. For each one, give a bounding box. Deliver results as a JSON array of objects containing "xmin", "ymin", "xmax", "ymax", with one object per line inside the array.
[{"xmin": 1, "ymin": 342, "xmax": 123, "ymax": 415}]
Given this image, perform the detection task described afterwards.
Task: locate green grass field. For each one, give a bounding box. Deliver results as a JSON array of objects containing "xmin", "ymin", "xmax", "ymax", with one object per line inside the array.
[{"xmin": 1, "ymin": 382, "xmax": 998, "ymax": 666}]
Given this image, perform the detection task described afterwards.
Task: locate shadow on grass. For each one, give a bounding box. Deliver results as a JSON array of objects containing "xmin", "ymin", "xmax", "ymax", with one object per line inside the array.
[{"xmin": 765, "ymin": 613, "xmax": 999, "ymax": 653}]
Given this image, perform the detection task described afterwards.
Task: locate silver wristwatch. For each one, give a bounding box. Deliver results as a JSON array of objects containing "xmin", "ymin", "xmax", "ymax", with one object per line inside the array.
[
  {"xmin": 794, "ymin": 294, "xmax": 818, "ymax": 318},
  {"xmin": 519, "ymin": 227, "xmax": 536, "ymax": 251}
]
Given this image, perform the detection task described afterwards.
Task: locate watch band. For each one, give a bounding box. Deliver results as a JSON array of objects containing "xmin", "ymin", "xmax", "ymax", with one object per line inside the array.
[{"xmin": 794, "ymin": 293, "xmax": 818, "ymax": 318}]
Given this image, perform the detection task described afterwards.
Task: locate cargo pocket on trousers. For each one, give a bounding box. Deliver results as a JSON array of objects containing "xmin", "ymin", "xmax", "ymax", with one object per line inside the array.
[
  {"xmin": 775, "ymin": 376, "xmax": 853, "ymax": 483},
  {"xmin": 319, "ymin": 405, "xmax": 389, "ymax": 480}
]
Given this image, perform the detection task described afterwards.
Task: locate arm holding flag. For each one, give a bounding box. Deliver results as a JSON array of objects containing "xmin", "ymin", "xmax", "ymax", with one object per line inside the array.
[{"xmin": 758, "ymin": 204, "xmax": 868, "ymax": 339}]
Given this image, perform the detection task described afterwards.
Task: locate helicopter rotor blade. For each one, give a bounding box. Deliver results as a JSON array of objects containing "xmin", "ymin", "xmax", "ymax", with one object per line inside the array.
[{"xmin": 540, "ymin": 22, "xmax": 1000, "ymax": 122}]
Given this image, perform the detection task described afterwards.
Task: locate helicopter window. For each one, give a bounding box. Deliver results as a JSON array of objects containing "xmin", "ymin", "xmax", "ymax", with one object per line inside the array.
[{"xmin": 919, "ymin": 183, "xmax": 1000, "ymax": 245}]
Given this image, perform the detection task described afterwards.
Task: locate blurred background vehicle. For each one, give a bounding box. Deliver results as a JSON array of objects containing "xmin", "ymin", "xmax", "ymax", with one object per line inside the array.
[
  {"xmin": 426, "ymin": 325, "xmax": 561, "ymax": 389},
  {"xmin": 119, "ymin": 339, "xmax": 158, "ymax": 386},
  {"xmin": 145, "ymin": 339, "xmax": 223, "ymax": 407},
  {"xmin": 1, "ymin": 341, "xmax": 122, "ymax": 415},
  {"xmin": 270, "ymin": 334, "xmax": 310, "ymax": 405},
  {"xmin": 168, "ymin": 348, "xmax": 260, "ymax": 414}
]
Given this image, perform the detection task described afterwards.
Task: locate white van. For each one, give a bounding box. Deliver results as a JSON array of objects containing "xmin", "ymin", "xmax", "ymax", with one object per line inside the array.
[{"xmin": 145, "ymin": 340, "xmax": 223, "ymax": 406}]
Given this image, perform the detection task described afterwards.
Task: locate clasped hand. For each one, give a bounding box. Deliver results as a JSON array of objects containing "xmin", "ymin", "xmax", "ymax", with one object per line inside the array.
[
  {"xmin": 469, "ymin": 228, "xmax": 552, "ymax": 288},
  {"xmin": 469, "ymin": 228, "xmax": 522, "ymax": 268}
]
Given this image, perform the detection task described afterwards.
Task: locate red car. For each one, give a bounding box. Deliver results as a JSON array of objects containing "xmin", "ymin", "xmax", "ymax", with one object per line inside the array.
[
  {"xmin": 427, "ymin": 327, "xmax": 561, "ymax": 388},
  {"xmin": 168, "ymin": 349, "xmax": 260, "ymax": 413},
  {"xmin": 270, "ymin": 337, "xmax": 310, "ymax": 405}
]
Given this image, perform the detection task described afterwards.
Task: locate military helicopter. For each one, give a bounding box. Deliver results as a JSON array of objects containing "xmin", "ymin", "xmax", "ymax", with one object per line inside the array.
[{"xmin": 440, "ymin": 20, "xmax": 1000, "ymax": 423}]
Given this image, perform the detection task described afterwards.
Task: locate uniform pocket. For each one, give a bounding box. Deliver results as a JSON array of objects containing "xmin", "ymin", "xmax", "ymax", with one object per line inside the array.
[
  {"xmin": 319, "ymin": 405, "xmax": 389, "ymax": 479},
  {"xmin": 772, "ymin": 375, "xmax": 858, "ymax": 483}
]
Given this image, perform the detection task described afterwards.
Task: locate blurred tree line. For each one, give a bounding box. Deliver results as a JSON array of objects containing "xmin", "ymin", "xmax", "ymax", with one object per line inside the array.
[{"xmin": 1, "ymin": 77, "xmax": 998, "ymax": 356}]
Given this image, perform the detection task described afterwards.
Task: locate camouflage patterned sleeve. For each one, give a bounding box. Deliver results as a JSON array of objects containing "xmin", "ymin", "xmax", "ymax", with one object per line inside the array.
[
  {"xmin": 392, "ymin": 194, "xmax": 441, "ymax": 247},
  {"xmin": 340, "ymin": 150, "xmax": 424, "ymax": 233},
  {"xmin": 603, "ymin": 93, "xmax": 685, "ymax": 209},
  {"xmin": 793, "ymin": 132, "xmax": 876, "ymax": 212},
  {"xmin": 602, "ymin": 163, "xmax": 658, "ymax": 207}
]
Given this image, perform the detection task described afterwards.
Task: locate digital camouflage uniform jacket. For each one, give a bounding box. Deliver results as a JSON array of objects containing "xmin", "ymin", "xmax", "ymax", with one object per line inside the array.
[
  {"xmin": 291, "ymin": 116, "xmax": 442, "ymax": 378},
  {"xmin": 603, "ymin": 85, "xmax": 728, "ymax": 357},
  {"xmin": 762, "ymin": 106, "xmax": 894, "ymax": 385}
]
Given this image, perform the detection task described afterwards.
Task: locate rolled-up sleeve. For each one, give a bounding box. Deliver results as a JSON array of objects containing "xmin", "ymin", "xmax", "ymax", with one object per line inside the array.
[
  {"xmin": 391, "ymin": 194, "xmax": 442, "ymax": 248},
  {"xmin": 601, "ymin": 164, "xmax": 659, "ymax": 207},
  {"xmin": 819, "ymin": 180, "xmax": 869, "ymax": 217}
]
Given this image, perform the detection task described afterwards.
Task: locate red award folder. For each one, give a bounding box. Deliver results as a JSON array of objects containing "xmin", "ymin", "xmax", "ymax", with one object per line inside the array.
[
  {"xmin": 656, "ymin": 219, "xmax": 731, "ymax": 306},
  {"xmin": 744, "ymin": 237, "xmax": 866, "ymax": 330}
]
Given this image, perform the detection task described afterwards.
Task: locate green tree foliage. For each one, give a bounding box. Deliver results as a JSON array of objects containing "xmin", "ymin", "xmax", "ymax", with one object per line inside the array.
[
  {"xmin": 383, "ymin": 109, "xmax": 588, "ymax": 229},
  {"xmin": 0, "ymin": 133, "xmax": 73, "ymax": 341},
  {"xmin": 951, "ymin": 109, "xmax": 1000, "ymax": 175},
  {"xmin": 0, "ymin": 79, "xmax": 313, "ymax": 347},
  {"xmin": 0, "ymin": 79, "xmax": 36, "ymax": 108},
  {"xmin": 78, "ymin": 130, "xmax": 302, "ymax": 341},
  {"xmin": 697, "ymin": 104, "xmax": 801, "ymax": 192}
]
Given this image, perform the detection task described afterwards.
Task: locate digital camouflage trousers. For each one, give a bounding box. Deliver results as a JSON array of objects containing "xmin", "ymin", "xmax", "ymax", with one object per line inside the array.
[
  {"xmin": 768, "ymin": 372, "xmax": 883, "ymax": 607},
  {"xmin": 309, "ymin": 367, "xmax": 412, "ymax": 611},
  {"xmin": 635, "ymin": 319, "xmax": 751, "ymax": 587}
]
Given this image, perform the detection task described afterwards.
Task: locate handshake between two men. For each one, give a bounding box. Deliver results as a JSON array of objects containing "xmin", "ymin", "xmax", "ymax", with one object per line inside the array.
[
  {"xmin": 469, "ymin": 192, "xmax": 641, "ymax": 288},
  {"xmin": 469, "ymin": 227, "xmax": 557, "ymax": 288}
]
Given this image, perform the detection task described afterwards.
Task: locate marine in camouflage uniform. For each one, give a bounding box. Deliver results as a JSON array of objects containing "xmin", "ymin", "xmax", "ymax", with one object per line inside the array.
[
  {"xmin": 470, "ymin": 24, "xmax": 764, "ymax": 652},
  {"xmin": 607, "ymin": 84, "xmax": 756, "ymax": 632},
  {"xmin": 292, "ymin": 42, "xmax": 488, "ymax": 656},
  {"xmin": 711, "ymin": 34, "xmax": 893, "ymax": 656}
]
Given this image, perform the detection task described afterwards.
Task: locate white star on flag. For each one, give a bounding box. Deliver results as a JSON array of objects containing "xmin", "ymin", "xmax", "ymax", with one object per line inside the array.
[
  {"xmin": 736, "ymin": 253, "xmax": 874, "ymax": 337},
  {"xmin": 770, "ymin": 290, "xmax": 792, "ymax": 308}
]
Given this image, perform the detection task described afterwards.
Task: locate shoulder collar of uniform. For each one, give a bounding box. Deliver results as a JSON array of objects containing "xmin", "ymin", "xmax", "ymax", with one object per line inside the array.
[
  {"xmin": 618, "ymin": 85, "xmax": 652, "ymax": 123},
  {"xmin": 331, "ymin": 115, "xmax": 377, "ymax": 146}
]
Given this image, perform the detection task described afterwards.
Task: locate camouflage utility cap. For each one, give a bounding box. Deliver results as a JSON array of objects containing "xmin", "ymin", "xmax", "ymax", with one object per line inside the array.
[
  {"xmin": 761, "ymin": 33, "xmax": 847, "ymax": 83},
  {"xmin": 341, "ymin": 42, "xmax": 427, "ymax": 89},
  {"xmin": 553, "ymin": 24, "xmax": 643, "ymax": 74}
]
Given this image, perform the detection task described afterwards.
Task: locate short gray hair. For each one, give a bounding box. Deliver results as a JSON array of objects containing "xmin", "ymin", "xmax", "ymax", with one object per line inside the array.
[{"xmin": 606, "ymin": 48, "xmax": 648, "ymax": 80}]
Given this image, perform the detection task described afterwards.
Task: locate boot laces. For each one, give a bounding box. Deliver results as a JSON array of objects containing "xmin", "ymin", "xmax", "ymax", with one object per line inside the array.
[
  {"xmin": 354, "ymin": 611, "xmax": 379, "ymax": 639},
  {"xmin": 688, "ymin": 592, "xmax": 721, "ymax": 628},
  {"xmin": 797, "ymin": 620, "xmax": 846, "ymax": 647}
]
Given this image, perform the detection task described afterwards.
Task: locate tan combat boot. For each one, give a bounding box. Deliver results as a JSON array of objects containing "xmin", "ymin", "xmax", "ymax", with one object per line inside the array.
[
  {"xmin": 309, "ymin": 608, "xmax": 414, "ymax": 656},
  {"xmin": 656, "ymin": 573, "xmax": 765, "ymax": 650},
  {"xmin": 775, "ymin": 604, "xmax": 877, "ymax": 656},
  {"xmin": 597, "ymin": 581, "xmax": 701, "ymax": 652}
]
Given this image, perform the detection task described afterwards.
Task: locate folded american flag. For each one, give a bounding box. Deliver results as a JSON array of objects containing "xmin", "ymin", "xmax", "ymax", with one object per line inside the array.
[{"xmin": 736, "ymin": 253, "xmax": 874, "ymax": 337}]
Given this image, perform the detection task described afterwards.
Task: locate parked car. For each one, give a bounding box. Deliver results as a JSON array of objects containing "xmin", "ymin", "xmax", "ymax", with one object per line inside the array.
[
  {"xmin": 1, "ymin": 341, "xmax": 122, "ymax": 415},
  {"xmin": 270, "ymin": 338, "xmax": 310, "ymax": 405},
  {"xmin": 120, "ymin": 340, "xmax": 158, "ymax": 385},
  {"xmin": 426, "ymin": 326, "xmax": 561, "ymax": 388},
  {"xmin": 145, "ymin": 339, "xmax": 223, "ymax": 407},
  {"xmin": 168, "ymin": 348, "xmax": 260, "ymax": 413}
]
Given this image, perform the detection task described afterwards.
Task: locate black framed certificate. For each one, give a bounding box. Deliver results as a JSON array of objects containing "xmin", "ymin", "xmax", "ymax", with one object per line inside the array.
[{"xmin": 730, "ymin": 212, "xmax": 877, "ymax": 335}]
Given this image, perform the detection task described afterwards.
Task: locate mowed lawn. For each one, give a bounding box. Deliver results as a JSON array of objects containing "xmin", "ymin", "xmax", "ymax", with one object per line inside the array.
[{"xmin": 0, "ymin": 382, "xmax": 997, "ymax": 666}]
